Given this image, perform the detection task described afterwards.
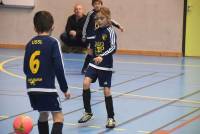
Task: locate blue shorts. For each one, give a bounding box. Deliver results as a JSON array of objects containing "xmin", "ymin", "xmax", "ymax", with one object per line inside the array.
[
  {"xmin": 85, "ymin": 66, "xmax": 112, "ymax": 87},
  {"xmin": 28, "ymin": 92, "xmax": 62, "ymax": 112}
]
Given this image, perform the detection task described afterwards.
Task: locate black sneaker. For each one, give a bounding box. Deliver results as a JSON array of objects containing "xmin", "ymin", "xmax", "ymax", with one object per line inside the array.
[
  {"xmin": 78, "ymin": 112, "xmax": 93, "ymax": 123},
  {"xmin": 106, "ymin": 118, "xmax": 116, "ymax": 128}
]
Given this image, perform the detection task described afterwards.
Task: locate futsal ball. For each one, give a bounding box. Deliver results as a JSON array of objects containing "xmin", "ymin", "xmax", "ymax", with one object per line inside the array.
[{"xmin": 13, "ymin": 115, "xmax": 33, "ymax": 134}]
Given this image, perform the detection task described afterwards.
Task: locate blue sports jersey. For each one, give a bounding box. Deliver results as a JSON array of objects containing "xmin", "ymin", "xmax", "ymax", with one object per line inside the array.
[
  {"xmin": 23, "ymin": 35, "xmax": 68, "ymax": 93},
  {"xmin": 89, "ymin": 26, "xmax": 117, "ymax": 71}
]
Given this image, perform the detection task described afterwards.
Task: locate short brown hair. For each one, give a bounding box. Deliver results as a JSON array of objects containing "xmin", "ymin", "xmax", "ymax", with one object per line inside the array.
[
  {"xmin": 92, "ymin": 0, "xmax": 103, "ymax": 5},
  {"xmin": 33, "ymin": 11, "xmax": 54, "ymax": 33}
]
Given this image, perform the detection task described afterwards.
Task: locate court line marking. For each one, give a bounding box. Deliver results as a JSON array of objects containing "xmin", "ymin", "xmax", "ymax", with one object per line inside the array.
[
  {"xmin": 98, "ymin": 89, "xmax": 200, "ymax": 134},
  {"xmin": 63, "ymin": 58, "xmax": 200, "ymax": 68},
  {"xmin": 1, "ymin": 55, "xmax": 200, "ymax": 68},
  {"xmin": 149, "ymin": 108, "xmax": 200, "ymax": 134},
  {"xmin": 0, "ymin": 115, "xmax": 9, "ymax": 120},
  {"xmin": 48, "ymin": 121, "xmax": 126, "ymax": 132},
  {"xmin": 0, "ymin": 86, "xmax": 200, "ymax": 105},
  {"xmin": 0, "ymin": 56, "xmax": 25, "ymax": 79},
  {"xmin": 168, "ymin": 113, "xmax": 200, "ymax": 133},
  {"xmin": 69, "ymin": 86, "xmax": 200, "ymax": 105}
]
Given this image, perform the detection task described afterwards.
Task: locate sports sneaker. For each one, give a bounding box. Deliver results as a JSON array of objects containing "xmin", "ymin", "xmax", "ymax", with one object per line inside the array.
[
  {"xmin": 106, "ymin": 118, "xmax": 116, "ymax": 128},
  {"xmin": 78, "ymin": 112, "xmax": 93, "ymax": 123}
]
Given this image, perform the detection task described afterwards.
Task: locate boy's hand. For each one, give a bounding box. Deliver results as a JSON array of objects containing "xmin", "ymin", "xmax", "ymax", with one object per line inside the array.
[
  {"xmin": 93, "ymin": 56, "xmax": 103, "ymax": 64},
  {"xmin": 64, "ymin": 91, "xmax": 70, "ymax": 100},
  {"xmin": 119, "ymin": 26, "xmax": 124, "ymax": 32}
]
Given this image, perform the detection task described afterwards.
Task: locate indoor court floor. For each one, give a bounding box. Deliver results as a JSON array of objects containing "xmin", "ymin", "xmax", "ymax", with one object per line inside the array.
[{"xmin": 0, "ymin": 48, "xmax": 200, "ymax": 134}]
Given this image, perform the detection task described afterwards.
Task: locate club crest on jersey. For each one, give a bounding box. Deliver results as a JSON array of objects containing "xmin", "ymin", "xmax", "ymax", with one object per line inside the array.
[
  {"xmin": 95, "ymin": 42, "xmax": 104, "ymax": 54},
  {"xmin": 102, "ymin": 34, "xmax": 107, "ymax": 41}
]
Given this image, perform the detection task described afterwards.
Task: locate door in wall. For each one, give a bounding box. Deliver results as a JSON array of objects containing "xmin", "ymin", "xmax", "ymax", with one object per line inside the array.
[{"xmin": 185, "ymin": 0, "xmax": 200, "ymax": 56}]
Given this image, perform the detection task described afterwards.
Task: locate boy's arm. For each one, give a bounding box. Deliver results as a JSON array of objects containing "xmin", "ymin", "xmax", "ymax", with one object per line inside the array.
[
  {"xmin": 52, "ymin": 40, "xmax": 68, "ymax": 93},
  {"xmin": 82, "ymin": 11, "xmax": 94, "ymax": 41},
  {"xmin": 23, "ymin": 45, "xmax": 28, "ymax": 75},
  {"xmin": 99, "ymin": 28, "xmax": 117, "ymax": 57},
  {"xmin": 111, "ymin": 19, "xmax": 124, "ymax": 32}
]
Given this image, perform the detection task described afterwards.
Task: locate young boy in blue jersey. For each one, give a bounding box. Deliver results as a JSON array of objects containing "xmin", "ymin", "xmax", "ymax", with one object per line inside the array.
[
  {"xmin": 23, "ymin": 11, "xmax": 70, "ymax": 134},
  {"xmin": 78, "ymin": 7, "xmax": 117, "ymax": 128},
  {"xmin": 81, "ymin": 0, "xmax": 123, "ymax": 74}
]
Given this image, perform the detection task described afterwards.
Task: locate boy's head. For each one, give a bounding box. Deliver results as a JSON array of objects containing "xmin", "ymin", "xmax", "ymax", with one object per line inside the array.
[
  {"xmin": 95, "ymin": 7, "xmax": 111, "ymax": 28},
  {"xmin": 92, "ymin": 0, "xmax": 103, "ymax": 11},
  {"xmin": 33, "ymin": 11, "xmax": 54, "ymax": 34}
]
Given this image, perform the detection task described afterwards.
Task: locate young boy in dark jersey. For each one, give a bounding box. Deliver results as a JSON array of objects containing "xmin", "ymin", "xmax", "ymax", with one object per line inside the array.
[
  {"xmin": 81, "ymin": 0, "xmax": 123, "ymax": 74},
  {"xmin": 23, "ymin": 11, "xmax": 70, "ymax": 134},
  {"xmin": 78, "ymin": 7, "xmax": 117, "ymax": 128}
]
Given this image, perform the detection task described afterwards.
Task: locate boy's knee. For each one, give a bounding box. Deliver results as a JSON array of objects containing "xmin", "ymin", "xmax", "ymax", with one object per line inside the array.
[
  {"xmin": 83, "ymin": 78, "xmax": 91, "ymax": 89},
  {"xmin": 39, "ymin": 112, "xmax": 49, "ymax": 121},
  {"xmin": 52, "ymin": 112, "xmax": 64, "ymax": 123},
  {"xmin": 104, "ymin": 88, "xmax": 111, "ymax": 96}
]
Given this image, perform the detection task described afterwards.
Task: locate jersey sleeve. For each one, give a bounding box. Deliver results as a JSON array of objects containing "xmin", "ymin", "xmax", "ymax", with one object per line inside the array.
[
  {"xmin": 82, "ymin": 10, "xmax": 94, "ymax": 39},
  {"xmin": 52, "ymin": 40, "xmax": 68, "ymax": 93},
  {"xmin": 99, "ymin": 27, "xmax": 117, "ymax": 57},
  {"xmin": 23, "ymin": 44, "xmax": 30, "ymax": 75}
]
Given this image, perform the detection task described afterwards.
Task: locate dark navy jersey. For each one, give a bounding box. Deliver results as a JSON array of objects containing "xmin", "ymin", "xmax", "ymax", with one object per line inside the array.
[
  {"xmin": 82, "ymin": 10, "xmax": 96, "ymax": 40},
  {"xmin": 23, "ymin": 35, "xmax": 68, "ymax": 93},
  {"xmin": 89, "ymin": 26, "xmax": 117, "ymax": 71}
]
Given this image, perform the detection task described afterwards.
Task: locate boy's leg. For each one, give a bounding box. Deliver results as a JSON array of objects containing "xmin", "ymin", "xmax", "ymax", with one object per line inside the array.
[
  {"xmin": 104, "ymin": 87, "xmax": 116, "ymax": 128},
  {"xmin": 78, "ymin": 77, "xmax": 93, "ymax": 123},
  {"xmin": 81, "ymin": 48, "xmax": 93, "ymax": 74},
  {"xmin": 104, "ymin": 87, "xmax": 114, "ymax": 119},
  {"xmin": 99, "ymin": 70, "xmax": 115, "ymax": 128},
  {"xmin": 51, "ymin": 112, "xmax": 64, "ymax": 134},
  {"xmin": 38, "ymin": 112, "xmax": 49, "ymax": 134}
]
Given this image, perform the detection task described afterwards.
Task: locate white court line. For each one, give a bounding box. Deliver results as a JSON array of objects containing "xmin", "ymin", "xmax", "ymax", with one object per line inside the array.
[
  {"xmin": 1, "ymin": 57, "xmax": 200, "ymax": 104},
  {"xmin": 69, "ymin": 86, "xmax": 200, "ymax": 105}
]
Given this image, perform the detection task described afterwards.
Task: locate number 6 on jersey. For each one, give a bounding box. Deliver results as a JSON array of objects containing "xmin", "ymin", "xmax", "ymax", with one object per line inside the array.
[{"xmin": 29, "ymin": 51, "xmax": 41, "ymax": 74}]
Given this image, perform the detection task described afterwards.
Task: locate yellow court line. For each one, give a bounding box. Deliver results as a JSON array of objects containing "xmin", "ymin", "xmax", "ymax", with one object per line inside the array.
[
  {"xmin": 137, "ymin": 130, "xmax": 150, "ymax": 134},
  {"xmin": 0, "ymin": 56, "xmax": 25, "ymax": 79},
  {"xmin": 1, "ymin": 57, "xmax": 200, "ymax": 105},
  {"xmin": 50, "ymin": 121, "xmax": 126, "ymax": 132},
  {"xmin": 0, "ymin": 115, "xmax": 9, "ymax": 119}
]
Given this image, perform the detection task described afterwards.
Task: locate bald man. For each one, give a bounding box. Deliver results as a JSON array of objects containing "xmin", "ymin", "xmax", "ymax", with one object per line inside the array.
[{"xmin": 60, "ymin": 4, "xmax": 87, "ymax": 48}]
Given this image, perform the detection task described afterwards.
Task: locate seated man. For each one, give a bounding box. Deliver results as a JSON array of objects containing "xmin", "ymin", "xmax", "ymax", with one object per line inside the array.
[{"xmin": 60, "ymin": 4, "xmax": 87, "ymax": 48}]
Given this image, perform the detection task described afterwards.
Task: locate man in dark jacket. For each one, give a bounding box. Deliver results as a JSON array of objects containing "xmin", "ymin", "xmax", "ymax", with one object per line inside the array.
[{"xmin": 60, "ymin": 4, "xmax": 87, "ymax": 48}]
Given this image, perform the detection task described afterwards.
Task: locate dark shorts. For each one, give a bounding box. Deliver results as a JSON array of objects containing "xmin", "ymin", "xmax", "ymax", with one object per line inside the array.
[
  {"xmin": 28, "ymin": 92, "xmax": 62, "ymax": 112},
  {"xmin": 85, "ymin": 66, "xmax": 112, "ymax": 87}
]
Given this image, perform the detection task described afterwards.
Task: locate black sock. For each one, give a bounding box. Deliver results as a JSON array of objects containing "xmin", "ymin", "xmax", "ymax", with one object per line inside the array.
[
  {"xmin": 83, "ymin": 89, "xmax": 92, "ymax": 113},
  {"xmin": 38, "ymin": 120, "xmax": 49, "ymax": 134},
  {"xmin": 51, "ymin": 122, "xmax": 63, "ymax": 134},
  {"xmin": 81, "ymin": 54, "xmax": 92, "ymax": 72},
  {"xmin": 105, "ymin": 96, "xmax": 114, "ymax": 118}
]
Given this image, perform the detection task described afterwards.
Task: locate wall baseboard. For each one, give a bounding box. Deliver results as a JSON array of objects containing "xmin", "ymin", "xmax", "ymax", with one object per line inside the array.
[
  {"xmin": 0, "ymin": 44, "xmax": 25, "ymax": 49},
  {"xmin": 116, "ymin": 49, "xmax": 182, "ymax": 57},
  {"xmin": 0, "ymin": 44, "xmax": 182, "ymax": 57}
]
